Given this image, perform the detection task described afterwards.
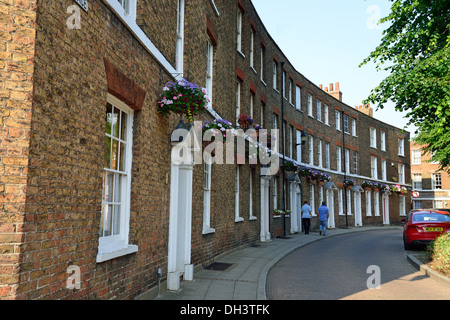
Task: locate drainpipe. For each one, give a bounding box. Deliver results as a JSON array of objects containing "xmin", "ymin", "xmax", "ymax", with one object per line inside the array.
[
  {"xmin": 280, "ymin": 62, "xmax": 287, "ymax": 238},
  {"xmin": 342, "ymin": 110, "xmax": 349, "ymax": 228}
]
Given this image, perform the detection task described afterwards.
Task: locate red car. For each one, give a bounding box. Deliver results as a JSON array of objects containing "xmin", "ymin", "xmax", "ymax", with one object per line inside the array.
[{"xmin": 402, "ymin": 210, "xmax": 450, "ymax": 250}]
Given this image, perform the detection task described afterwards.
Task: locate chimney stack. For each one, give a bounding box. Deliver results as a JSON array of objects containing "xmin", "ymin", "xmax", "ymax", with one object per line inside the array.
[
  {"xmin": 320, "ymin": 82, "xmax": 341, "ymax": 100},
  {"xmin": 355, "ymin": 104, "xmax": 373, "ymax": 117}
]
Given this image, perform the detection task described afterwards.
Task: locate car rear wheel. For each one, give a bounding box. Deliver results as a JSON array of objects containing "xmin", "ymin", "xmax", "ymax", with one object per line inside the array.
[{"xmin": 403, "ymin": 238, "xmax": 414, "ymax": 250}]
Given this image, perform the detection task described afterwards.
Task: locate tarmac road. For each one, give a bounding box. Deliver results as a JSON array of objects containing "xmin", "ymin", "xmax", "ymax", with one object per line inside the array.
[{"xmin": 266, "ymin": 228, "xmax": 450, "ymax": 300}]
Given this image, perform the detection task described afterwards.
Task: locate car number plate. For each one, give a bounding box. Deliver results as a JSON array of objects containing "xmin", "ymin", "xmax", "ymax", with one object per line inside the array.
[{"xmin": 424, "ymin": 227, "xmax": 443, "ymax": 232}]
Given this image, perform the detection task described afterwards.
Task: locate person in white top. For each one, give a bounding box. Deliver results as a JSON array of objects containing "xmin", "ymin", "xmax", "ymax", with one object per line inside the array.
[{"xmin": 301, "ymin": 200, "xmax": 312, "ymax": 235}]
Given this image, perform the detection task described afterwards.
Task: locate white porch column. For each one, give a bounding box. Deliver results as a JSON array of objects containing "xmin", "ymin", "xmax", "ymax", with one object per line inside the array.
[{"xmin": 260, "ymin": 177, "xmax": 271, "ymax": 242}]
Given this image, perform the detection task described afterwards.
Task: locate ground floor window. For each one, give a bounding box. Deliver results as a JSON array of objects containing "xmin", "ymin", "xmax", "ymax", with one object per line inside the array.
[{"xmin": 98, "ymin": 95, "xmax": 137, "ymax": 262}]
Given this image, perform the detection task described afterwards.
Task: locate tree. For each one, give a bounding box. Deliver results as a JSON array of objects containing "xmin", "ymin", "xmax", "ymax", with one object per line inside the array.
[{"xmin": 360, "ymin": 0, "xmax": 450, "ymax": 172}]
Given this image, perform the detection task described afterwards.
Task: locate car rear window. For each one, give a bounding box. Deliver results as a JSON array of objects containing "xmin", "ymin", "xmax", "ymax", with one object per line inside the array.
[{"xmin": 413, "ymin": 213, "xmax": 450, "ymax": 222}]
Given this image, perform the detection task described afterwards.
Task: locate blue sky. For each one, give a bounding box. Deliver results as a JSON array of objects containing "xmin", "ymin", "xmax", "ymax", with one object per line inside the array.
[{"xmin": 252, "ymin": 0, "xmax": 418, "ymax": 134}]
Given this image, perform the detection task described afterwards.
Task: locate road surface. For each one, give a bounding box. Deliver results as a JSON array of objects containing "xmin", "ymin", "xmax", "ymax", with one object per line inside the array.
[{"xmin": 266, "ymin": 228, "xmax": 450, "ymax": 300}]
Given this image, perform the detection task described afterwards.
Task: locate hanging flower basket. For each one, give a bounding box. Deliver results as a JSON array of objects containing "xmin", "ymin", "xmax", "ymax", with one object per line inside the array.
[
  {"xmin": 237, "ymin": 114, "xmax": 254, "ymax": 130},
  {"xmin": 281, "ymin": 160, "xmax": 297, "ymax": 172},
  {"xmin": 157, "ymin": 78, "xmax": 209, "ymax": 123},
  {"xmin": 344, "ymin": 179, "xmax": 355, "ymax": 189}
]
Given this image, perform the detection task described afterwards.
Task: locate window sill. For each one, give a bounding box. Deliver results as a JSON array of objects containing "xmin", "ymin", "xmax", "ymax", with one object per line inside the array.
[
  {"xmin": 202, "ymin": 226, "xmax": 216, "ymax": 235},
  {"xmin": 235, "ymin": 217, "xmax": 244, "ymax": 223},
  {"xmin": 96, "ymin": 244, "xmax": 138, "ymax": 263}
]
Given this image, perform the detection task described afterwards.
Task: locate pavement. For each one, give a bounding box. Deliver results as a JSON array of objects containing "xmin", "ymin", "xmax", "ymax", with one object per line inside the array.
[{"xmin": 136, "ymin": 225, "xmax": 448, "ymax": 300}]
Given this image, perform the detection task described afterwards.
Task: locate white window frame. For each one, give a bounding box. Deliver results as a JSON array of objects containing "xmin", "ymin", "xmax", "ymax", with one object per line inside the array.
[
  {"xmin": 343, "ymin": 114, "xmax": 349, "ymax": 134},
  {"xmin": 346, "ymin": 189, "xmax": 352, "ymax": 216},
  {"xmin": 273, "ymin": 177, "xmax": 278, "ymax": 210},
  {"xmin": 295, "ymin": 85, "xmax": 301, "ymax": 111},
  {"xmin": 398, "ymin": 138, "xmax": 404, "ymax": 156},
  {"xmin": 114, "ymin": 0, "xmax": 137, "ymax": 21},
  {"xmin": 432, "ymin": 173, "xmax": 442, "ymax": 190},
  {"xmin": 336, "ymin": 146, "xmax": 342, "ymax": 172},
  {"xmin": 249, "ymin": 171, "xmax": 257, "ymax": 220},
  {"xmin": 272, "ymin": 61, "xmax": 278, "ymax": 90},
  {"xmin": 371, "ymin": 156, "xmax": 378, "ymax": 179},
  {"xmin": 260, "ymin": 46, "xmax": 265, "ymax": 83},
  {"xmin": 381, "ymin": 131, "xmax": 386, "ymax": 151},
  {"xmin": 317, "ymin": 139, "xmax": 323, "ymax": 168},
  {"xmin": 98, "ymin": 94, "xmax": 138, "ymax": 263},
  {"xmin": 338, "ymin": 189, "xmax": 344, "ymax": 215},
  {"xmin": 250, "ymin": 29, "xmax": 255, "ymax": 69},
  {"xmin": 412, "ymin": 174, "xmax": 422, "ymax": 190},
  {"xmin": 381, "ymin": 160, "xmax": 387, "ymax": 181},
  {"xmin": 236, "ymin": 8, "xmax": 243, "ymax": 53},
  {"xmin": 366, "ymin": 190, "xmax": 372, "ymax": 216},
  {"xmin": 289, "ymin": 126, "xmax": 293, "ymax": 158},
  {"xmin": 317, "ymin": 100, "xmax": 322, "ymax": 122},
  {"xmin": 412, "ymin": 150, "xmax": 421, "ymax": 165},
  {"xmin": 235, "ymin": 81, "xmax": 241, "ymax": 126},
  {"xmin": 289, "ymin": 79, "xmax": 293, "ymax": 105},
  {"xmin": 335, "ymin": 110, "xmax": 341, "ymax": 131},
  {"xmin": 370, "ymin": 127, "xmax": 377, "ymax": 148},
  {"xmin": 308, "ymin": 136, "xmax": 314, "ymax": 165},
  {"xmin": 352, "ymin": 118, "xmax": 356, "ymax": 136},
  {"xmin": 296, "ymin": 130, "xmax": 302, "ymax": 163},
  {"xmin": 203, "ymin": 160, "xmax": 215, "ymax": 234},
  {"xmin": 324, "ymin": 104, "xmax": 329, "ymax": 125},
  {"xmin": 175, "ymin": 0, "xmax": 185, "ymax": 73},
  {"xmin": 352, "ymin": 150, "xmax": 358, "ymax": 175},
  {"xmin": 345, "ymin": 149, "xmax": 350, "ymax": 174},
  {"xmin": 325, "ymin": 142, "xmax": 330, "ymax": 169},
  {"xmin": 235, "ymin": 166, "xmax": 244, "ymax": 222},
  {"xmin": 307, "ymin": 94, "xmax": 313, "ymax": 117},
  {"xmin": 309, "ymin": 185, "xmax": 316, "ymax": 216},
  {"xmin": 206, "ymin": 39, "xmax": 214, "ymax": 109},
  {"xmin": 399, "ymin": 196, "xmax": 406, "ymax": 216},
  {"xmin": 398, "ymin": 163, "xmax": 405, "ymax": 184},
  {"xmin": 374, "ymin": 192, "xmax": 380, "ymax": 216}
]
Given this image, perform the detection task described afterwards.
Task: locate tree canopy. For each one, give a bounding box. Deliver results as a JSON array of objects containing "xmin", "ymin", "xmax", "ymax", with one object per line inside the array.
[{"xmin": 360, "ymin": 0, "xmax": 450, "ymax": 172}]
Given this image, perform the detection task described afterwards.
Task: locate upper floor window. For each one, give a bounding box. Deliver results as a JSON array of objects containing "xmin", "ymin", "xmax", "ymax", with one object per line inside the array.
[
  {"xmin": 370, "ymin": 127, "xmax": 377, "ymax": 148},
  {"xmin": 236, "ymin": 9, "xmax": 243, "ymax": 53},
  {"xmin": 260, "ymin": 46, "xmax": 266, "ymax": 83},
  {"xmin": 352, "ymin": 118, "xmax": 356, "ymax": 136},
  {"xmin": 114, "ymin": 0, "xmax": 136, "ymax": 20},
  {"xmin": 206, "ymin": 39, "xmax": 214, "ymax": 109},
  {"xmin": 335, "ymin": 110, "xmax": 341, "ymax": 130},
  {"xmin": 371, "ymin": 156, "xmax": 378, "ymax": 179},
  {"xmin": 381, "ymin": 131, "xmax": 386, "ymax": 151},
  {"xmin": 307, "ymin": 94, "xmax": 313, "ymax": 117},
  {"xmin": 175, "ymin": 0, "xmax": 185, "ymax": 72},
  {"xmin": 343, "ymin": 114, "xmax": 349, "ymax": 134},
  {"xmin": 398, "ymin": 138, "xmax": 405, "ymax": 156},
  {"xmin": 412, "ymin": 150, "xmax": 421, "ymax": 164},
  {"xmin": 295, "ymin": 86, "xmax": 301, "ymax": 111},
  {"xmin": 317, "ymin": 100, "xmax": 322, "ymax": 122},
  {"xmin": 272, "ymin": 61, "xmax": 278, "ymax": 90},
  {"xmin": 324, "ymin": 104, "xmax": 329, "ymax": 125},
  {"xmin": 432, "ymin": 173, "xmax": 442, "ymax": 190},
  {"xmin": 250, "ymin": 29, "xmax": 255, "ymax": 70}
]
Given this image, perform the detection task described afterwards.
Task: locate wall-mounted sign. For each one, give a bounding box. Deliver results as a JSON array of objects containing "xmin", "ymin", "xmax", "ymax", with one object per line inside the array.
[
  {"xmin": 412, "ymin": 191, "xmax": 420, "ymax": 198},
  {"xmin": 74, "ymin": 0, "xmax": 88, "ymax": 12}
]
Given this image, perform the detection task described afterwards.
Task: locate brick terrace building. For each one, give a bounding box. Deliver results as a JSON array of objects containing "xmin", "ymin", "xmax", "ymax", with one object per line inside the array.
[
  {"xmin": 0, "ymin": 0, "xmax": 411, "ymax": 299},
  {"xmin": 410, "ymin": 141, "xmax": 450, "ymax": 210}
]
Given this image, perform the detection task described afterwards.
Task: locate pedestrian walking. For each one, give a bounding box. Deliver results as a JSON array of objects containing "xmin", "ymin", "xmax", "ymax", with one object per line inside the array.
[
  {"xmin": 317, "ymin": 201, "xmax": 329, "ymax": 236},
  {"xmin": 301, "ymin": 201, "xmax": 312, "ymax": 235}
]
